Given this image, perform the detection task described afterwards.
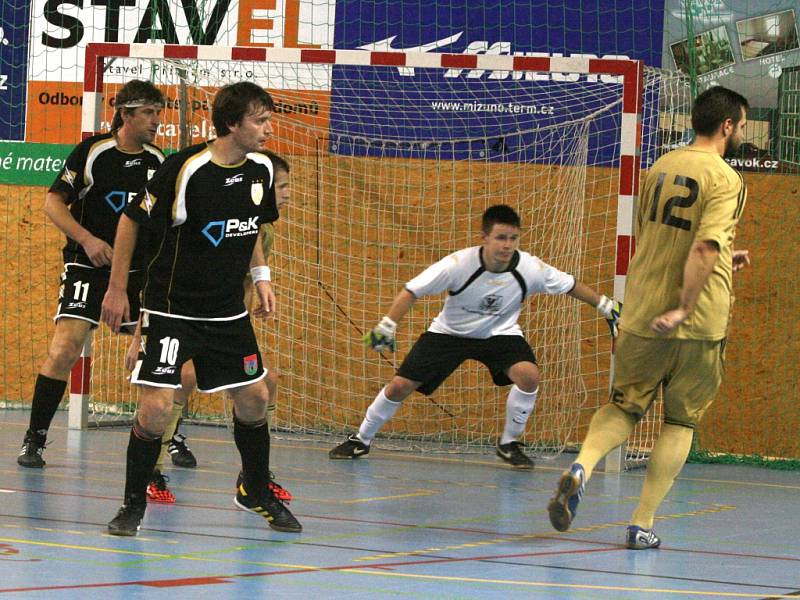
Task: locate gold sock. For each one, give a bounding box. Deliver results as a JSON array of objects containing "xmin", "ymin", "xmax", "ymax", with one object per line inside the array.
[
  {"xmin": 630, "ymin": 423, "xmax": 694, "ymax": 529},
  {"xmin": 154, "ymin": 403, "xmax": 183, "ymax": 472},
  {"xmin": 575, "ymin": 403, "xmax": 637, "ymax": 481}
]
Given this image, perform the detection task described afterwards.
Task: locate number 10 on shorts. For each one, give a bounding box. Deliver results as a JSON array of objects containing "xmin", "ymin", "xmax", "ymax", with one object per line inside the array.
[{"xmin": 159, "ymin": 337, "xmax": 180, "ymax": 365}]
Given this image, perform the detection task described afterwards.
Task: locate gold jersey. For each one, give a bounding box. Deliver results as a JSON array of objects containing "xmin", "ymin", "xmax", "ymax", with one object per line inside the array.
[
  {"xmin": 260, "ymin": 221, "xmax": 275, "ymax": 259},
  {"xmin": 620, "ymin": 146, "xmax": 746, "ymax": 340}
]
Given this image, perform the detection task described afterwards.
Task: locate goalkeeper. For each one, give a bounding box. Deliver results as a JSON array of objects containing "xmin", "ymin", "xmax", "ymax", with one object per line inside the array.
[{"xmin": 329, "ymin": 204, "xmax": 620, "ymax": 469}]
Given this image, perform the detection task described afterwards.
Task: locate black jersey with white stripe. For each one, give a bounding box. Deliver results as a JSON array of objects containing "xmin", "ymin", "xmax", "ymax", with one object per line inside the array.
[
  {"xmin": 50, "ymin": 132, "xmax": 165, "ymax": 268},
  {"xmin": 125, "ymin": 142, "xmax": 279, "ymax": 320}
]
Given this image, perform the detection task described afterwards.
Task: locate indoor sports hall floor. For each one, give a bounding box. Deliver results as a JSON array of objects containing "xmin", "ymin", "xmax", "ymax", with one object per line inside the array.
[{"xmin": 1, "ymin": 410, "xmax": 798, "ymax": 599}]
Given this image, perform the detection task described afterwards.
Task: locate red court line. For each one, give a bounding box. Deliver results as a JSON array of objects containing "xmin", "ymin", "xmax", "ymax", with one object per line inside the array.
[
  {"xmin": 4, "ymin": 544, "xmax": 797, "ymax": 595},
  {"xmin": 6, "ymin": 489, "xmax": 800, "ymax": 566},
  {"xmin": 0, "ymin": 547, "xmax": 621, "ymax": 593}
]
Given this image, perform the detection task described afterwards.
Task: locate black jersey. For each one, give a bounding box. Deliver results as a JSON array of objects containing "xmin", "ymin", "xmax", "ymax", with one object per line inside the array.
[
  {"xmin": 125, "ymin": 142, "xmax": 279, "ymax": 320},
  {"xmin": 50, "ymin": 132, "xmax": 165, "ymax": 268}
]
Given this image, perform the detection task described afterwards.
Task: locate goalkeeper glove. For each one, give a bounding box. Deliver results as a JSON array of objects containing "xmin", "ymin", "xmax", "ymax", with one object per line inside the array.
[
  {"xmin": 597, "ymin": 295, "xmax": 622, "ymax": 338},
  {"xmin": 364, "ymin": 316, "xmax": 397, "ymax": 352}
]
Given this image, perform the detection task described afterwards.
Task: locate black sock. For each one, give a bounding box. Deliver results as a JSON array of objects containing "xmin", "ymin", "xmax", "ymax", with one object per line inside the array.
[
  {"xmin": 123, "ymin": 422, "xmax": 162, "ymax": 506},
  {"xmin": 28, "ymin": 374, "xmax": 67, "ymax": 438},
  {"xmin": 233, "ymin": 415, "xmax": 270, "ymax": 493}
]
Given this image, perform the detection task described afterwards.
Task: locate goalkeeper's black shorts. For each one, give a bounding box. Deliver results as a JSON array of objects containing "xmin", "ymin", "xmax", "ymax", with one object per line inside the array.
[{"xmin": 397, "ymin": 332, "xmax": 537, "ymax": 395}]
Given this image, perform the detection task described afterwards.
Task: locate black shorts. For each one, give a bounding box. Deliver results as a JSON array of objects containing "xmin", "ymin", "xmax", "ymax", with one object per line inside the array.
[
  {"xmin": 397, "ymin": 332, "xmax": 537, "ymax": 395},
  {"xmin": 55, "ymin": 263, "xmax": 140, "ymax": 328},
  {"xmin": 131, "ymin": 312, "xmax": 265, "ymax": 392}
]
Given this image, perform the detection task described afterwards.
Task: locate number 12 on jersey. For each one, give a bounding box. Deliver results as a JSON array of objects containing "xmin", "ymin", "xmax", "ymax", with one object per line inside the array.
[{"xmin": 649, "ymin": 173, "xmax": 699, "ymax": 231}]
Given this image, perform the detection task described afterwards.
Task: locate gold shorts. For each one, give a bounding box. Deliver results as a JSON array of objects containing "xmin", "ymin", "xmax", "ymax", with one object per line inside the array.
[{"xmin": 610, "ymin": 330, "xmax": 726, "ymax": 428}]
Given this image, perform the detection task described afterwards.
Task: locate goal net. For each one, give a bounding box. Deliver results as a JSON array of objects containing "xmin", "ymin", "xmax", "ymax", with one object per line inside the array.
[{"xmin": 77, "ymin": 44, "xmax": 690, "ymax": 463}]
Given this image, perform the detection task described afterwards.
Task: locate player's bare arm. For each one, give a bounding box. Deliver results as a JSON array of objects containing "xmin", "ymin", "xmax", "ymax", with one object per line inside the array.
[
  {"xmin": 651, "ymin": 239, "xmax": 719, "ymax": 335},
  {"xmin": 364, "ymin": 288, "xmax": 417, "ymax": 352},
  {"xmin": 732, "ymin": 249, "xmax": 751, "ymax": 272},
  {"xmin": 101, "ymin": 214, "xmax": 139, "ymax": 332},
  {"xmin": 566, "ymin": 280, "xmax": 606, "ymax": 309},
  {"xmin": 249, "ymin": 231, "xmax": 275, "ymax": 319},
  {"xmin": 124, "ymin": 317, "xmax": 143, "ymax": 372},
  {"xmin": 43, "ymin": 191, "xmax": 113, "ymax": 267}
]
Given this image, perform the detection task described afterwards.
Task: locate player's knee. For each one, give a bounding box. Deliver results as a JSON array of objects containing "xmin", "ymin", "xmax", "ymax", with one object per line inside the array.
[
  {"xmin": 137, "ymin": 392, "xmax": 174, "ymax": 434},
  {"xmin": 506, "ymin": 360, "xmax": 540, "ymax": 393},
  {"xmin": 46, "ymin": 338, "xmax": 85, "ymax": 373},
  {"xmin": 233, "ymin": 384, "xmax": 270, "ymax": 421},
  {"xmin": 513, "ymin": 371, "xmax": 539, "ymax": 393},
  {"xmin": 384, "ymin": 377, "xmax": 416, "ymax": 401}
]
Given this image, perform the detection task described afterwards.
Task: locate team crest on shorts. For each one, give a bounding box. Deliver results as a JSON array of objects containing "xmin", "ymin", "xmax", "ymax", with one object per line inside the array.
[
  {"xmin": 243, "ymin": 353, "xmax": 258, "ymax": 375},
  {"xmin": 251, "ymin": 182, "xmax": 263, "ymax": 206}
]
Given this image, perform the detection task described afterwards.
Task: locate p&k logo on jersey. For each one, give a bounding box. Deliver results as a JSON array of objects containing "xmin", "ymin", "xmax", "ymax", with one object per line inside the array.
[
  {"xmin": 124, "ymin": 158, "xmax": 143, "ymax": 168},
  {"xmin": 243, "ymin": 354, "xmax": 258, "ymax": 376},
  {"xmin": 201, "ymin": 217, "xmax": 260, "ymax": 247},
  {"xmin": 105, "ymin": 190, "xmax": 136, "ymax": 213}
]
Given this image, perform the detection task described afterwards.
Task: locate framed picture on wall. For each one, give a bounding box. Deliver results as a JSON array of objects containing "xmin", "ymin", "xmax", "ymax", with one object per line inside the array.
[
  {"xmin": 670, "ymin": 25, "xmax": 736, "ymax": 76},
  {"xmin": 736, "ymin": 9, "xmax": 800, "ymax": 61}
]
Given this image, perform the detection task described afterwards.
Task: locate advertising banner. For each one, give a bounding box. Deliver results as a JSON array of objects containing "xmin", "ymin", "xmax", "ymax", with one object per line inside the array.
[
  {"xmin": 24, "ymin": 0, "xmax": 336, "ymax": 145},
  {"xmin": 329, "ymin": 0, "xmax": 666, "ymax": 163},
  {"xmin": 27, "ymin": 0, "xmax": 334, "ymax": 83},
  {"xmin": 0, "ymin": 141, "xmax": 71, "ymax": 186},
  {"xmin": 663, "ymin": 0, "xmax": 800, "ymax": 170},
  {"xmin": 0, "ymin": 0, "xmax": 31, "ymax": 141}
]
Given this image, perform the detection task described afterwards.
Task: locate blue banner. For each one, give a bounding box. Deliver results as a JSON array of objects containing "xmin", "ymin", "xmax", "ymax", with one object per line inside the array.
[
  {"xmin": 0, "ymin": 0, "xmax": 30, "ymax": 141},
  {"xmin": 330, "ymin": 0, "xmax": 665, "ymax": 164}
]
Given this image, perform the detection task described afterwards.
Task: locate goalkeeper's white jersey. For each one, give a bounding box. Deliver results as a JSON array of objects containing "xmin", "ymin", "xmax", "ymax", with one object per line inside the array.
[{"xmin": 405, "ymin": 246, "xmax": 575, "ymax": 339}]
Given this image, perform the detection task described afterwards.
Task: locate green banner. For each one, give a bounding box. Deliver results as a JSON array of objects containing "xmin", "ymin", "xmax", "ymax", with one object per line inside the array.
[{"xmin": 0, "ymin": 141, "xmax": 72, "ymax": 186}]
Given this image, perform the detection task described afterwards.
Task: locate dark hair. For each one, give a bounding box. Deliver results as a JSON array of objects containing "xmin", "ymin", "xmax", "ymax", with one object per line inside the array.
[
  {"xmin": 262, "ymin": 149, "xmax": 290, "ymax": 175},
  {"xmin": 482, "ymin": 204, "xmax": 521, "ymax": 233},
  {"xmin": 691, "ymin": 86, "xmax": 749, "ymax": 136},
  {"xmin": 212, "ymin": 82, "xmax": 274, "ymax": 136},
  {"xmin": 110, "ymin": 80, "xmax": 164, "ymax": 131}
]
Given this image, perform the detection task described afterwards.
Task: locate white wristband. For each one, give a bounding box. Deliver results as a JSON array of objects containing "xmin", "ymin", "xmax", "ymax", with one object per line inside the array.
[
  {"xmin": 250, "ymin": 265, "xmax": 271, "ymax": 283},
  {"xmin": 596, "ymin": 295, "xmax": 613, "ymax": 318}
]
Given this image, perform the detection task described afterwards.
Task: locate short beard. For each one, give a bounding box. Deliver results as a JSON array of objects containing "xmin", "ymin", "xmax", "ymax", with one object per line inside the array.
[{"xmin": 724, "ymin": 133, "xmax": 741, "ymax": 155}]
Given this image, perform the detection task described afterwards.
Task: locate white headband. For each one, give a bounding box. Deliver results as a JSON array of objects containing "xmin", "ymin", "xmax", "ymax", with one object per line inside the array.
[{"xmin": 117, "ymin": 99, "xmax": 164, "ymax": 109}]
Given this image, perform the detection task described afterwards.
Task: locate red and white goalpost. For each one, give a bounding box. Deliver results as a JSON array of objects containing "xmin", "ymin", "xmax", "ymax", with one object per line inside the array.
[{"xmin": 71, "ymin": 42, "xmax": 672, "ymax": 468}]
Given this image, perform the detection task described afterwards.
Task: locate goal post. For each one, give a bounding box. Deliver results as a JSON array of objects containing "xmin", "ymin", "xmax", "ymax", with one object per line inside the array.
[{"xmin": 72, "ymin": 42, "xmax": 670, "ymax": 466}]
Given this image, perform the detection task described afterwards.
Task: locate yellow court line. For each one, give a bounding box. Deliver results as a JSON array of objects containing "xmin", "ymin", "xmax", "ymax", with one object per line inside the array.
[
  {"xmin": 3, "ymin": 534, "xmax": 795, "ymax": 598},
  {"xmin": 341, "ymin": 569, "xmax": 800, "ymax": 598},
  {"xmin": 353, "ymin": 504, "xmax": 737, "ymax": 562},
  {"xmin": 0, "ymin": 522, "xmax": 179, "ymax": 544},
  {"xmin": 0, "ymin": 536, "xmax": 174, "ymax": 558},
  {"xmin": 341, "ymin": 490, "xmax": 438, "ymax": 504},
  {"xmin": 0, "ymin": 534, "xmax": 348, "ymax": 573}
]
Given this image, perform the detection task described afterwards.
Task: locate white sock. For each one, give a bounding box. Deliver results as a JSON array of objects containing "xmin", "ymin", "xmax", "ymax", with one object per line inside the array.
[
  {"xmin": 358, "ymin": 387, "xmax": 402, "ymax": 444},
  {"xmin": 500, "ymin": 385, "xmax": 538, "ymax": 445}
]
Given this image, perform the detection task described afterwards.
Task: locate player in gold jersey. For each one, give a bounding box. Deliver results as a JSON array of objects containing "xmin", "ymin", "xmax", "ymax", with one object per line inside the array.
[{"xmin": 547, "ymin": 86, "xmax": 751, "ymax": 549}]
